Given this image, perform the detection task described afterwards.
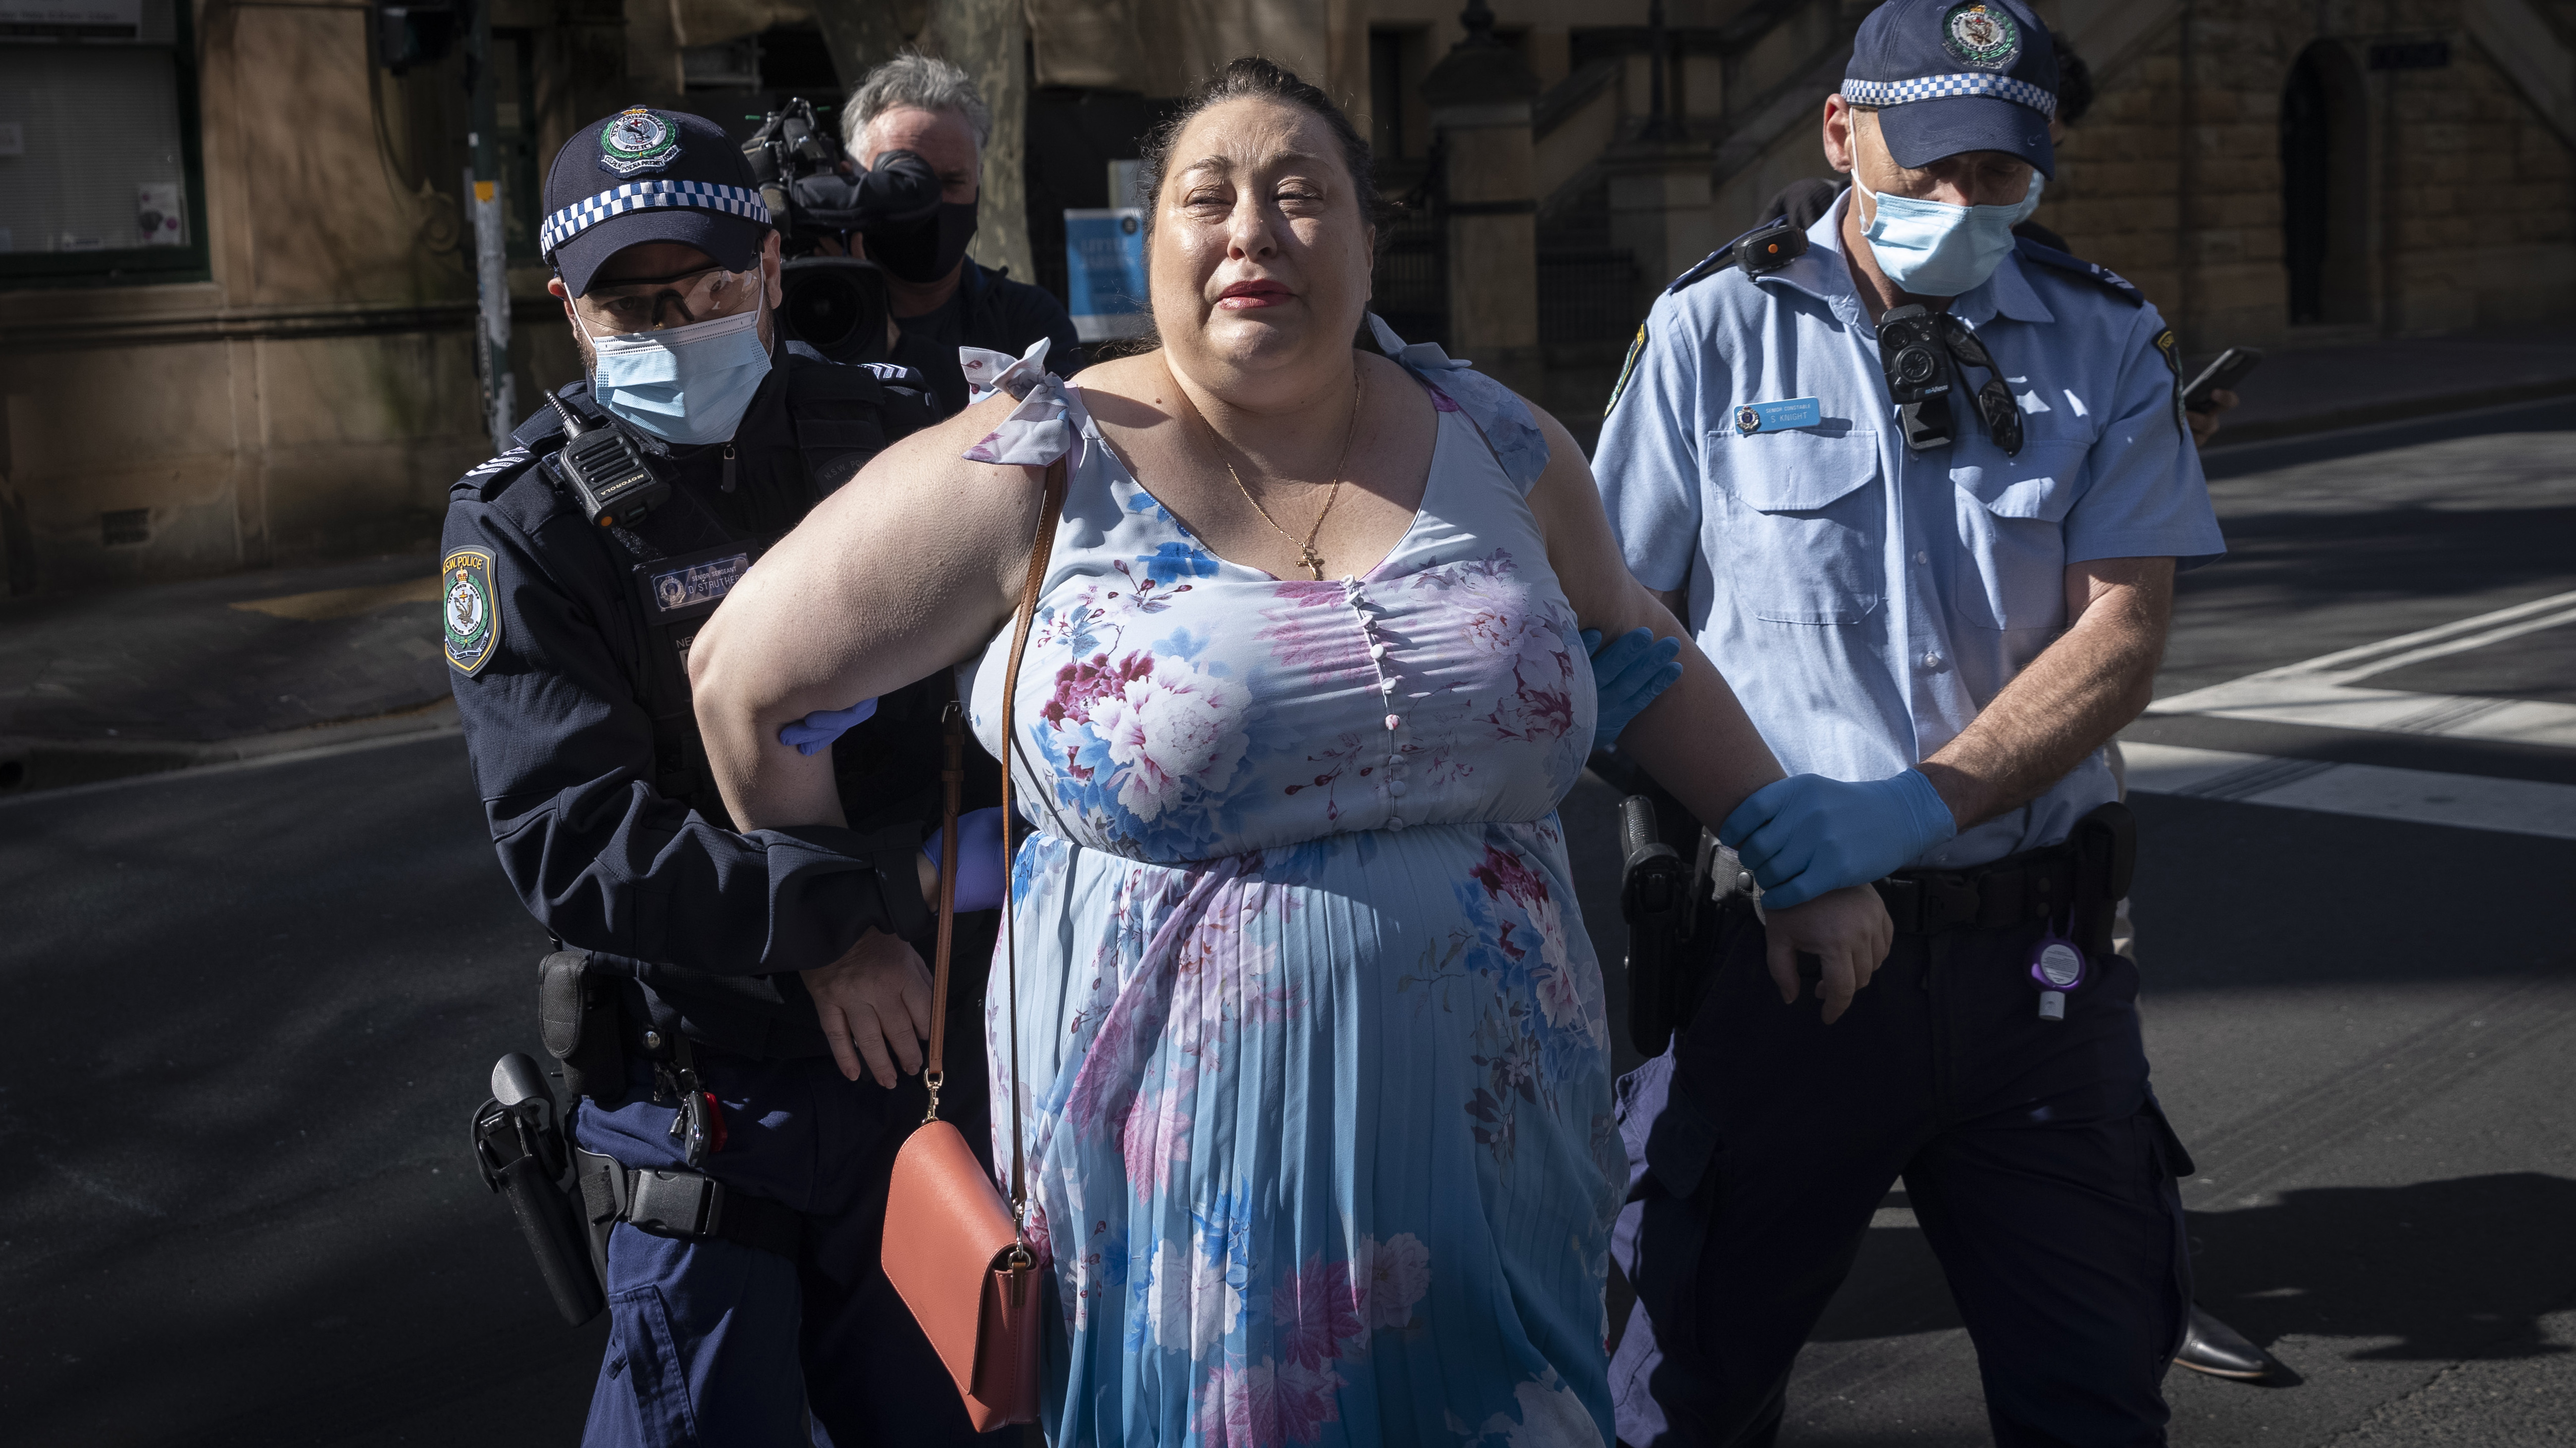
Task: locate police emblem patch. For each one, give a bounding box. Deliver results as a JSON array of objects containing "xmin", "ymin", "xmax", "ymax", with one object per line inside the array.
[
  {"xmin": 1941, "ymin": 2, "xmax": 2021, "ymax": 70},
  {"xmin": 2153, "ymin": 327, "xmax": 2187, "ymax": 438},
  {"xmin": 1736, "ymin": 404, "xmax": 1764, "ymax": 435},
  {"xmin": 443, "ymin": 547, "xmax": 501, "ymax": 675},
  {"xmin": 598, "ymin": 107, "xmax": 681, "ymax": 177},
  {"xmin": 1605, "ymin": 323, "xmax": 1649, "ymax": 418}
]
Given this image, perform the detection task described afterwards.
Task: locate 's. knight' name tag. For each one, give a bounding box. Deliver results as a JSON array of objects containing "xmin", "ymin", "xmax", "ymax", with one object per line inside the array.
[
  {"xmin": 649, "ymin": 552, "xmax": 751, "ymax": 613},
  {"xmin": 1734, "ymin": 397, "xmax": 1822, "ymax": 435}
]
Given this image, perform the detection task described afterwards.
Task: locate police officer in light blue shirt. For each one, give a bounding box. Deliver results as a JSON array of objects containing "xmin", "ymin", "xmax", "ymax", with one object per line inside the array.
[{"xmin": 1593, "ymin": 1, "xmax": 2226, "ymax": 1443}]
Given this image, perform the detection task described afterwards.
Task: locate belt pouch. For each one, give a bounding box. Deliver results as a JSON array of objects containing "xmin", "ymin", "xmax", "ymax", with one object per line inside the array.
[{"xmin": 540, "ymin": 950, "xmax": 629, "ymax": 1109}]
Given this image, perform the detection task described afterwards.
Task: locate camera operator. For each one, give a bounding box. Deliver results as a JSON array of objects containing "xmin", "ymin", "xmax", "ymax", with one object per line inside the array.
[
  {"xmin": 442, "ymin": 106, "xmax": 999, "ymax": 1444},
  {"xmin": 838, "ymin": 53, "xmax": 1081, "ymax": 414}
]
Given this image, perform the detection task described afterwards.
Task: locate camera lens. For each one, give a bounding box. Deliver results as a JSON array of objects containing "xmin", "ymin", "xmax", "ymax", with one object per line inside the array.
[
  {"xmin": 778, "ymin": 257, "xmax": 891, "ymax": 364},
  {"xmin": 1896, "ymin": 346, "xmax": 1937, "ymax": 385}
]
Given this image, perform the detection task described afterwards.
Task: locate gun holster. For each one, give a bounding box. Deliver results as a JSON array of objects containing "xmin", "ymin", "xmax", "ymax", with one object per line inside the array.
[
  {"xmin": 1620, "ymin": 796, "xmax": 1751, "ymax": 1057},
  {"xmin": 472, "ymin": 1089, "xmax": 608, "ymax": 1327},
  {"xmin": 2066, "ymin": 800, "xmax": 2138, "ymax": 962},
  {"xmin": 539, "ymin": 949, "xmax": 630, "ymax": 1109}
]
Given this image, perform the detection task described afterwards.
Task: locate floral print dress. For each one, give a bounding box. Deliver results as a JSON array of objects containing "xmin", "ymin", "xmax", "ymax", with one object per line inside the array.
[{"xmin": 960, "ymin": 346, "xmax": 1624, "ymax": 1448}]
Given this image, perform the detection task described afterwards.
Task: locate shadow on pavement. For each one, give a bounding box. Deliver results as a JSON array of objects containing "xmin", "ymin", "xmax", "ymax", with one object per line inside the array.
[{"xmin": 1811, "ymin": 1172, "xmax": 2576, "ymax": 1374}]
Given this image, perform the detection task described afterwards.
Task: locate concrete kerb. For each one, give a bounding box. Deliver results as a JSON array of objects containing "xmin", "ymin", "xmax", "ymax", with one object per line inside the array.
[{"xmin": 0, "ymin": 696, "xmax": 460, "ymax": 799}]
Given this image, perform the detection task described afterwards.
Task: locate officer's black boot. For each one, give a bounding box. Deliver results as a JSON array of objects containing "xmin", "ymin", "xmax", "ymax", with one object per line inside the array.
[{"xmin": 2173, "ymin": 1302, "xmax": 2282, "ymax": 1381}]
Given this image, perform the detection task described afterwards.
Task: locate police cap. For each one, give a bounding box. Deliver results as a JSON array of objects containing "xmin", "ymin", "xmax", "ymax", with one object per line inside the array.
[{"xmin": 540, "ymin": 107, "xmax": 774, "ymax": 297}]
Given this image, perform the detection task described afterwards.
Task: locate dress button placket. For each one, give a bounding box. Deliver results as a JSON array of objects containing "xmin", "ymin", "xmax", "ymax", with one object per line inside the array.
[{"xmin": 1349, "ymin": 578, "xmax": 1407, "ymax": 828}]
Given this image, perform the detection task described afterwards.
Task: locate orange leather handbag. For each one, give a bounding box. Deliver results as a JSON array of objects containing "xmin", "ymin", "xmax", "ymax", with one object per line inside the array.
[{"xmin": 880, "ymin": 457, "xmax": 1067, "ymax": 1432}]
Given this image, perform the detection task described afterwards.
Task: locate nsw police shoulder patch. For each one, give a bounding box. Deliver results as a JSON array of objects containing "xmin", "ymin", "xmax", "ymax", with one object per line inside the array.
[
  {"xmin": 1606, "ymin": 323, "xmax": 1648, "ymax": 418},
  {"xmin": 2153, "ymin": 327, "xmax": 2186, "ymax": 438},
  {"xmin": 442, "ymin": 547, "xmax": 502, "ymax": 675}
]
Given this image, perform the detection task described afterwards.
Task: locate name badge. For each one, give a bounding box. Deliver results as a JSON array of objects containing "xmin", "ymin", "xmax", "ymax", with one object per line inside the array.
[
  {"xmin": 648, "ymin": 551, "xmax": 751, "ymax": 613},
  {"xmin": 1734, "ymin": 397, "xmax": 1822, "ymax": 435}
]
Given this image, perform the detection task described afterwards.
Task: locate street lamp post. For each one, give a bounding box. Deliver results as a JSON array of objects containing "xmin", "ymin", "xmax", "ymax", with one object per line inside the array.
[{"xmin": 464, "ymin": 0, "xmax": 513, "ymax": 454}]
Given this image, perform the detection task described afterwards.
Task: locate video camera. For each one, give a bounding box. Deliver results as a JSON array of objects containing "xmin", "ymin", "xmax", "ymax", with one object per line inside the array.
[{"xmin": 740, "ymin": 98, "xmax": 944, "ymax": 365}]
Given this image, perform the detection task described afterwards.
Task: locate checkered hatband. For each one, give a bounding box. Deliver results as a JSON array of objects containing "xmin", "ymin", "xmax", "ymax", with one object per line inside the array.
[
  {"xmin": 1841, "ymin": 73, "xmax": 2057, "ymax": 117},
  {"xmin": 538, "ymin": 181, "xmax": 773, "ymax": 258}
]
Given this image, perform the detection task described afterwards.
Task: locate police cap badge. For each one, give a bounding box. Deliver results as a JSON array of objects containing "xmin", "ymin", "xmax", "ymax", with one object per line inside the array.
[
  {"xmin": 598, "ymin": 107, "xmax": 681, "ymax": 177},
  {"xmin": 1941, "ymin": 2, "xmax": 2021, "ymax": 71}
]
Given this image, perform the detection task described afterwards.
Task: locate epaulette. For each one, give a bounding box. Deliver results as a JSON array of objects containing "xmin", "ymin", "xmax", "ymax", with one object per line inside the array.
[
  {"xmin": 451, "ymin": 384, "xmax": 588, "ymax": 502},
  {"xmin": 1667, "ymin": 218, "xmax": 1810, "ymax": 296},
  {"xmin": 2012, "ymin": 237, "xmax": 2146, "ymax": 308},
  {"xmin": 455, "ymin": 445, "xmax": 540, "ymax": 502}
]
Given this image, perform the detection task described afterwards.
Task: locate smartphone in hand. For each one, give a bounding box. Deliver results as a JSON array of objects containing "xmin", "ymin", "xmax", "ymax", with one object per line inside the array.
[{"xmin": 2183, "ymin": 347, "xmax": 2263, "ymax": 413}]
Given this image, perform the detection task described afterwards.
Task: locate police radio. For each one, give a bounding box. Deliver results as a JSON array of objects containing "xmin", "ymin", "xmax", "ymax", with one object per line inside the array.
[{"xmin": 545, "ymin": 393, "xmax": 671, "ymax": 527}]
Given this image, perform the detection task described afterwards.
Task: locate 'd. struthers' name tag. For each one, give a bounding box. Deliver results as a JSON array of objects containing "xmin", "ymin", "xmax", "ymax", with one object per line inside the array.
[{"xmin": 1734, "ymin": 397, "xmax": 1822, "ymax": 434}]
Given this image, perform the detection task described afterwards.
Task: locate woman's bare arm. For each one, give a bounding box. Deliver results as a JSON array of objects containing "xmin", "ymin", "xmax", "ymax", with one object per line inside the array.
[
  {"xmin": 1521, "ymin": 399, "xmax": 1895, "ymax": 1021},
  {"xmin": 689, "ymin": 394, "xmax": 1041, "ymax": 832},
  {"xmin": 1521, "ymin": 403, "xmax": 1784, "ymax": 826}
]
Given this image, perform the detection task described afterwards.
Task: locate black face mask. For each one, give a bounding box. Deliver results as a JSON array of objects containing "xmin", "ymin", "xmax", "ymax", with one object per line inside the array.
[{"xmin": 864, "ymin": 201, "xmax": 979, "ymax": 285}]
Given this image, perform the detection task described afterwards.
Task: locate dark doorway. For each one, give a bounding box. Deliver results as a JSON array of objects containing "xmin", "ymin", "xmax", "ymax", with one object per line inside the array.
[{"xmin": 2279, "ymin": 42, "xmax": 2370, "ymax": 325}]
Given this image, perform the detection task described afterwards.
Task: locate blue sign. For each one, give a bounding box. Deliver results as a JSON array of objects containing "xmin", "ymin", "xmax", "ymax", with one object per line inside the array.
[{"xmin": 1064, "ymin": 207, "xmax": 1148, "ymax": 343}]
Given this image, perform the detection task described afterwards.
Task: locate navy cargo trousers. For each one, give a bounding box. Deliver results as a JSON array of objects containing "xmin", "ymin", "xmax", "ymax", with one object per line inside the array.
[
  {"xmin": 1609, "ymin": 903, "xmax": 2193, "ymax": 1448},
  {"xmin": 571, "ymin": 1035, "xmax": 991, "ymax": 1448}
]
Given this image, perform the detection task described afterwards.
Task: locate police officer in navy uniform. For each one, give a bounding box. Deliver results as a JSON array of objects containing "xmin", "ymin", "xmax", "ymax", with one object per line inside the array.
[
  {"xmin": 441, "ymin": 107, "xmax": 998, "ymax": 1445},
  {"xmin": 1593, "ymin": 1, "xmax": 2229, "ymax": 1442}
]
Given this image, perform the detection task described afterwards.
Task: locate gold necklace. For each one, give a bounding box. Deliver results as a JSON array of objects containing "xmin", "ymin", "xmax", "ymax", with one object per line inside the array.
[{"xmin": 1209, "ymin": 370, "xmax": 1365, "ymax": 582}]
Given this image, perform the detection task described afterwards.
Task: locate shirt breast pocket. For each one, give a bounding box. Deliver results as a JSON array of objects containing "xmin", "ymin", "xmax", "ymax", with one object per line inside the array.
[
  {"xmin": 1710, "ymin": 430, "xmax": 1882, "ymax": 627},
  {"xmin": 1948, "ymin": 436, "xmax": 2088, "ymax": 634}
]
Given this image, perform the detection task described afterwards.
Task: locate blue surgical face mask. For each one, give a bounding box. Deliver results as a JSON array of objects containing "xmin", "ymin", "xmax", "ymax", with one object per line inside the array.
[
  {"xmin": 1853, "ymin": 169, "xmax": 2045, "ymax": 298},
  {"xmin": 582, "ymin": 305, "xmax": 773, "ymax": 446}
]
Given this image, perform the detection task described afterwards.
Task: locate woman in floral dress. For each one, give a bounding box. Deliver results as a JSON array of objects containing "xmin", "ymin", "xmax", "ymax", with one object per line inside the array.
[{"xmin": 691, "ymin": 58, "xmax": 1891, "ymax": 1448}]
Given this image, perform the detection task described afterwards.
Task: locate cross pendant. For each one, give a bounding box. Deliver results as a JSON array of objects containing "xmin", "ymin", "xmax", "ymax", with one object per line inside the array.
[{"xmin": 1300, "ymin": 546, "xmax": 1326, "ymax": 581}]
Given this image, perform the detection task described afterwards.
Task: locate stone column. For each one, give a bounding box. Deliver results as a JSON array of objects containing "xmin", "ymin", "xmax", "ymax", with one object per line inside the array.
[
  {"xmin": 1601, "ymin": 141, "xmax": 1719, "ymax": 324},
  {"xmin": 1420, "ymin": 2, "xmax": 1543, "ymax": 395}
]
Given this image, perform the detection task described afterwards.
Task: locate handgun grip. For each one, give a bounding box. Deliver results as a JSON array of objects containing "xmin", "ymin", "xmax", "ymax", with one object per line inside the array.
[{"xmin": 1619, "ymin": 794, "xmax": 1658, "ymax": 865}]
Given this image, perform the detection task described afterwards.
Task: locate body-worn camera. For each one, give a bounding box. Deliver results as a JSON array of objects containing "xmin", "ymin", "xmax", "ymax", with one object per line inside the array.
[
  {"xmin": 547, "ymin": 393, "xmax": 672, "ymax": 527},
  {"xmin": 741, "ymin": 99, "xmax": 944, "ymax": 365},
  {"xmin": 1878, "ymin": 304, "xmax": 2024, "ymax": 456}
]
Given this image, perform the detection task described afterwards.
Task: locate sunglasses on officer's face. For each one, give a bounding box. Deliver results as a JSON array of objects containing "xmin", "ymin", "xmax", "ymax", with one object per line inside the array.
[{"xmin": 574, "ymin": 264, "xmax": 762, "ymax": 334}]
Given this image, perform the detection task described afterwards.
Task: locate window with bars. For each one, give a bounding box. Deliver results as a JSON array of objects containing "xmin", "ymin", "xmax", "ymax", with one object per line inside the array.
[{"xmin": 0, "ymin": 0, "xmax": 208, "ymax": 287}]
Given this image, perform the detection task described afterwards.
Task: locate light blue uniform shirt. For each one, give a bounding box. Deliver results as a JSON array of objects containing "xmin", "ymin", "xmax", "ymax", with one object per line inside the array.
[{"xmin": 1595, "ymin": 198, "xmax": 2226, "ymax": 868}]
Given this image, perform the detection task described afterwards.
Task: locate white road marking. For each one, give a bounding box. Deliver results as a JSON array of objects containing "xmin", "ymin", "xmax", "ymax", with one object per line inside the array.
[
  {"xmin": 2122, "ymin": 742, "xmax": 2576, "ymax": 840},
  {"xmin": 2148, "ymin": 590, "xmax": 2576, "ymax": 749}
]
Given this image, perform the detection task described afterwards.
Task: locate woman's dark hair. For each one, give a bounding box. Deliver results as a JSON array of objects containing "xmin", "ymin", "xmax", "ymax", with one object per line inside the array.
[
  {"xmin": 1098, "ymin": 56, "xmax": 1386, "ymax": 358},
  {"xmin": 1135, "ymin": 56, "xmax": 1387, "ymax": 233}
]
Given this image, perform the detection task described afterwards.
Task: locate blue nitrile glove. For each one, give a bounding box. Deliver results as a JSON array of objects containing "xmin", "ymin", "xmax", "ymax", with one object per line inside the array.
[
  {"xmin": 923, "ymin": 806, "xmax": 1008, "ymax": 912},
  {"xmin": 1719, "ymin": 770, "xmax": 1957, "ymax": 910},
  {"xmin": 1583, "ymin": 627, "xmax": 1685, "ymax": 750},
  {"xmin": 778, "ymin": 697, "xmax": 877, "ymax": 756}
]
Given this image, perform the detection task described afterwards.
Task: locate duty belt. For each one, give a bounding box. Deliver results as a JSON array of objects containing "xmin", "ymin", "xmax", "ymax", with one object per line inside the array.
[
  {"xmin": 1871, "ymin": 850, "xmax": 2083, "ymax": 936},
  {"xmin": 574, "ymin": 1148, "xmax": 806, "ymax": 1261}
]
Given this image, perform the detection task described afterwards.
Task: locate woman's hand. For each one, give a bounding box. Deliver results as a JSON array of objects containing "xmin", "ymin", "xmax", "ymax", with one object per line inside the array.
[
  {"xmin": 1759, "ymin": 884, "xmax": 1896, "ymax": 1025},
  {"xmin": 801, "ymin": 928, "xmax": 935, "ymax": 1087}
]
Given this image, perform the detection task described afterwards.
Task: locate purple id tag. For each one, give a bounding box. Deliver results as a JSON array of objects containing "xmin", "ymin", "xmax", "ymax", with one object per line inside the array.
[{"xmin": 2028, "ymin": 931, "xmax": 2087, "ymax": 1023}]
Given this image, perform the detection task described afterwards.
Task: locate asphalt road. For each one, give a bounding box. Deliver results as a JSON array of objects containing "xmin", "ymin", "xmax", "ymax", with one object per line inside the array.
[{"xmin": 3, "ymin": 400, "xmax": 2572, "ymax": 1445}]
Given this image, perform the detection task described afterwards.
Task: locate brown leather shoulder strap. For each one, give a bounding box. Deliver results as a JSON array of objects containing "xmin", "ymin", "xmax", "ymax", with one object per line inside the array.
[{"xmin": 997, "ymin": 457, "xmax": 1066, "ymax": 1220}]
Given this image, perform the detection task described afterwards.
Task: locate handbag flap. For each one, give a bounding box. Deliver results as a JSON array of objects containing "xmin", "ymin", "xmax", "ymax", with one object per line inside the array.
[{"xmin": 883, "ymin": 1119, "xmax": 1021, "ymax": 1400}]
